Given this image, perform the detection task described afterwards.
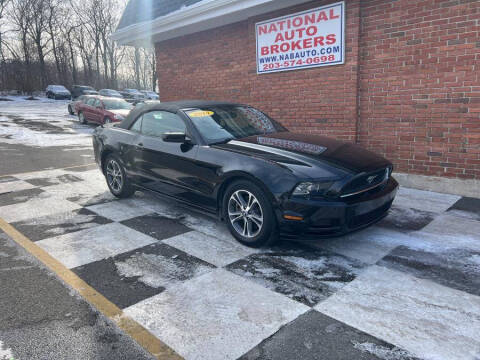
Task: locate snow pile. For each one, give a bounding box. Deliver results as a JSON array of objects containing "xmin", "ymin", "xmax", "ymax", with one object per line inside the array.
[
  {"xmin": 352, "ymin": 341, "xmax": 415, "ymax": 360},
  {"xmin": 0, "ymin": 340, "xmax": 13, "ymax": 360}
]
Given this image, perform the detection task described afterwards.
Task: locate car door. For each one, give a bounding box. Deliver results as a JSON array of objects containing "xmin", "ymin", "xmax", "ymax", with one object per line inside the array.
[
  {"xmin": 91, "ymin": 99, "xmax": 104, "ymax": 124},
  {"xmin": 83, "ymin": 98, "xmax": 96, "ymax": 121},
  {"xmin": 132, "ymin": 110, "xmax": 214, "ymax": 207}
]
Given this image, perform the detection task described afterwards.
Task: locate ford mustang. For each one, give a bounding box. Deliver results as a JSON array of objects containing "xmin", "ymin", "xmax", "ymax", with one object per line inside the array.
[{"xmin": 93, "ymin": 101, "xmax": 398, "ymax": 247}]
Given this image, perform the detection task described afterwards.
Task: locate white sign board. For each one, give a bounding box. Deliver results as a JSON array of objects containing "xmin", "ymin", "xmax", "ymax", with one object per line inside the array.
[{"xmin": 256, "ymin": 2, "xmax": 345, "ymax": 74}]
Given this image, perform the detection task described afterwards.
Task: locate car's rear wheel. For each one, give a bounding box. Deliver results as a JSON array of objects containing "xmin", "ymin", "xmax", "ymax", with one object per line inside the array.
[
  {"xmin": 223, "ymin": 180, "xmax": 277, "ymax": 247},
  {"xmin": 68, "ymin": 105, "xmax": 74, "ymax": 115},
  {"xmin": 78, "ymin": 111, "xmax": 86, "ymax": 124},
  {"xmin": 104, "ymin": 154, "xmax": 134, "ymax": 198}
]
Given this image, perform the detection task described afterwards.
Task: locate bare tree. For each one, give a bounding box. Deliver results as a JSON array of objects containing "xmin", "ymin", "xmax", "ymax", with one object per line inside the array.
[
  {"xmin": 0, "ymin": 0, "xmax": 10, "ymax": 61},
  {"xmin": 1, "ymin": 0, "xmax": 158, "ymax": 93}
]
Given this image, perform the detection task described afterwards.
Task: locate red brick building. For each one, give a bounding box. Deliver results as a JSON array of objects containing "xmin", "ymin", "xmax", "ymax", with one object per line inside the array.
[{"xmin": 113, "ymin": 0, "xmax": 480, "ymax": 194}]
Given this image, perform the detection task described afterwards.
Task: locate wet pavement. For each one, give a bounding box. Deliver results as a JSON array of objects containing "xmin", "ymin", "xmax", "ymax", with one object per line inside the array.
[
  {"xmin": 1, "ymin": 100, "xmax": 480, "ymax": 360},
  {"xmin": 0, "ymin": 99, "xmax": 94, "ymax": 175}
]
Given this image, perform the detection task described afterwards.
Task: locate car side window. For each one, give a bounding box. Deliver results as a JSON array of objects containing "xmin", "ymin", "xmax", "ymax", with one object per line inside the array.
[
  {"xmin": 140, "ymin": 111, "xmax": 186, "ymax": 138},
  {"xmin": 86, "ymin": 98, "xmax": 96, "ymax": 106},
  {"xmin": 130, "ymin": 116, "xmax": 142, "ymax": 133}
]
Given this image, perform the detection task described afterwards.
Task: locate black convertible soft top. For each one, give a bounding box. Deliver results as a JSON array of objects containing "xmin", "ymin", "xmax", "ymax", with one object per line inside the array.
[{"xmin": 117, "ymin": 100, "xmax": 242, "ymax": 129}]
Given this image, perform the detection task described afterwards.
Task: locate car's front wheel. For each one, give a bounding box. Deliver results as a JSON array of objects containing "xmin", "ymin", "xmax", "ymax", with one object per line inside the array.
[
  {"xmin": 223, "ymin": 180, "xmax": 277, "ymax": 247},
  {"xmin": 68, "ymin": 105, "xmax": 74, "ymax": 115},
  {"xmin": 104, "ymin": 154, "xmax": 135, "ymax": 198}
]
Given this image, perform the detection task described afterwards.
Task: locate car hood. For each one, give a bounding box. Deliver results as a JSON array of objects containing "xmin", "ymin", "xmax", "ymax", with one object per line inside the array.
[
  {"xmin": 109, "ymin": 109, "xmax": 130, "ymax": 117},
  {"xmin": 213, "ymin": 132, "xmax": 391, "ymax": 179}
]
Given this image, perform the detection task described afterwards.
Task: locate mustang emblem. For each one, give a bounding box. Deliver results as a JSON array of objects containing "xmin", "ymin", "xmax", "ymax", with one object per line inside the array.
[{"xmin": 366, "ymin": 175, "xmax": 378, "ymax": 184}]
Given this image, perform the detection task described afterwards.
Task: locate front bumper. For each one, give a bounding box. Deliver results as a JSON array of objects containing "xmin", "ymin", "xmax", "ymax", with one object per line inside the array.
[{"xmin": 278, "ymin": 177, "xmax": 398, "ymax": 240}]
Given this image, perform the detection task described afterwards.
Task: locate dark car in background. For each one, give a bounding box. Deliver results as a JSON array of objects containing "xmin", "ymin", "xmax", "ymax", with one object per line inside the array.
[
  {"xmin": 71, "ymin": 85, "xmax": 97, "ymax": 99},
  {"xmin": 77, "ymin": 96, "xmax": 133, "ymax": 125},
  {"xmin": 140, "ymin": 90, "xmax": 159, "ymax": 100},
  {"xmin": 120, "ymin": 89, "xmax": 145, "ymax": 102},
  {"xmin": 46, "ymin": 85, "xmax": 71, "ymax": 100},
  {"xmin": 93, "ymin": 101, "xmax": 398, "ymax": 247},
  {"xmin": 99, "ymin": 89, "xmax": 123, "ymax": 98}
]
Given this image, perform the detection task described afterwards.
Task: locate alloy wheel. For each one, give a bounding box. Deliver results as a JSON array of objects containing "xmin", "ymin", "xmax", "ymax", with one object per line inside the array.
[
  {"xmin": 79, "ymin": 113, "xmax": 85, "ymax": 124},
  {"xmin": 106, "ymin": 159, "xmax": 123, "ymax": 193},
  {"xmin": 228, "ymin": 190, "xmax": 263, "ymax": 238}
]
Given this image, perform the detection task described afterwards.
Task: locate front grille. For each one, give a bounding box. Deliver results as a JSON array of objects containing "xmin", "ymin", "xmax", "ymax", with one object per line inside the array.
[
  {"xmin": 348, "ymin": 200, "xmax": 392, "ymax": 229},
  {"xmin": 341, "ymin": 168, "xmax": 389, "ymax": 197}
]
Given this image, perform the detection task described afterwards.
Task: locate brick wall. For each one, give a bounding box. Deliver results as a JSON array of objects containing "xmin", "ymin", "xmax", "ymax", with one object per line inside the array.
[
  {"xmin": 156, "ymin": 0, "xmax": 361, "ymax": 141},
  {"xmin": 358, "ymin": 0, "xmax": 480, "ymax": 179},
  {"xmin": 155, "ymin": 0, "xmax": 480, "ymax": 179}
]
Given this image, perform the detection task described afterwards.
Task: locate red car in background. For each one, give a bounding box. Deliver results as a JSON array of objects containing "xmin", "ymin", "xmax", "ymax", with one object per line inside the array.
[{"xmin": 77, "ymin": 96, "xmax": 133, "ymax": 125}]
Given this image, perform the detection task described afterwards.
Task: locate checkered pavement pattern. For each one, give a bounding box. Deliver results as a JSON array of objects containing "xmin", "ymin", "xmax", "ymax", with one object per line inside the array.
[{"xmin": 1, "ymin": 166, "xmax": 480, "ymax": 360}]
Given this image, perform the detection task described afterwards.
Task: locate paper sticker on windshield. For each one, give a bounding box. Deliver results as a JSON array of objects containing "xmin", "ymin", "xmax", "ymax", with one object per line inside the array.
[
  {"xmin": 153, "ymin": 113, "xmax": 163, "ymax": 119},
  {"xmin": 188, "ymin": 110, "xmax": 214, "ymax": 117}
]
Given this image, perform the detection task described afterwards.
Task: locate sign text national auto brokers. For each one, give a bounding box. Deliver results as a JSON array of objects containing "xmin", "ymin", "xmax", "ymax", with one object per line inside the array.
[{"xmin": 256, "ymin": 2, "xmax": 345, "ymax": 74}]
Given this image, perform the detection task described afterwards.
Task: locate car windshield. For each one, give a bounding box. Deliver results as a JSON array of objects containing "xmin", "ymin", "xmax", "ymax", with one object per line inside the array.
[
  {"xmin": 52, "ymin": 86, "xmax": 67, "ymax": 91},
  {"xmin": 184, "ymin": 106, "xmax": 286, "ymax": 144},
  {"xmin": 103, "ymin": 99, "xmax": 132, "ymax": 110},
  {"xmin": 106, "ymin": 90, "xmax": 120, "ymax": 95},
  {"xmin": 125, "ymin": 89, "xmax": 141, "ymax": 94}
]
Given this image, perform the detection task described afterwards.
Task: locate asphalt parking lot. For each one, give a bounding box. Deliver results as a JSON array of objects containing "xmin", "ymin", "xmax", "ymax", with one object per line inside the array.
[{"xmin": 1, "ymin": 99, "xmax": 480, "ymax": 360}]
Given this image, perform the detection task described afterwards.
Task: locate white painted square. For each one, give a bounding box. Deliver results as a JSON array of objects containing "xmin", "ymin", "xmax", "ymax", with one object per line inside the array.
[
  {"xmin": 36, "ymin": 222, "xmax": 158, "ymax": 268},
  {"xmin": 0, "ymin": 180, "xmax": 36, "ymax": 194},
  {"xmin": 86, "ymin": 198, "xmax": 153, "ymax": 222},
  {"xmin": 413, "ymin": 214, "xmax": 480, "ymax": 251},
  {"xmin": 42, "ymin": 181, "xmax": 109, "ymax": 201},
  {"xmin": 0, "ymin": 198, "xmax": 80, "ymax": 222},
  {"xmin": 124, "ymin": 269, "xmax": 309, "ymax": 360},
  {"xmin": 316, "ymin": 265, "xmax": 480, "ymax": 360},
  {"xmin": 308, "ymin": 226, "xmax": 413, "ymax": 264},
  {"xmin": 163, "ymin": 231, "xmax": 258, "ymax": 267},
  {"xmin": 15, "ymin": 168, "xmax": 69, "ymax": 181},
  {"xmin": 393, "ymin": 187, "xmax": 460, "ymax": 213}
]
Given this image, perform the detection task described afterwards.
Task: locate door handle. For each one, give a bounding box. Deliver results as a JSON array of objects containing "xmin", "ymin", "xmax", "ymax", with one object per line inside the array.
[{"xmin": 136, "ymin": 143, "xmax": 144, "ymax": 148}]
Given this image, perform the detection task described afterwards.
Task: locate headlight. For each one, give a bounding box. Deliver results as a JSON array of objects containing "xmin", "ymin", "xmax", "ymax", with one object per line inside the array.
[
  {"xmin": 292, "ymin": 181, "xmax": 334, "ymax": 196},
  {"xmin": 114, "ymin": 114, "xmax": 125, "ymax": 121}
]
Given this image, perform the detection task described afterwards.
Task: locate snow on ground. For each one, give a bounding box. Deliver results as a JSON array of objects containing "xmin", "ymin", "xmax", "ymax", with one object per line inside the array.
[
  {"xmin": 352, "ymin": 341, "xmax": 416, "ymax": 360},
  {"xmin": 0, "ymin": 97, "xmax": 93, "ymax": 148},
  {"xmin": 0, "ymin": 340, "xmax": 13, "ymax": 360}
]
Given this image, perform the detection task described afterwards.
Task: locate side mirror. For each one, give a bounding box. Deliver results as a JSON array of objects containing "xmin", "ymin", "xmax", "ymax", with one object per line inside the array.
[{"xmin": 162, "ymin": 132, "xmax": 187, "ymax": 143}]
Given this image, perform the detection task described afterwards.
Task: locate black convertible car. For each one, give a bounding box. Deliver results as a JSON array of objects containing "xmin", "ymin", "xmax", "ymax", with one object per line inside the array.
[{"xmin": 93, "ymin": 101, "xmax": 398, "ymax": 247}]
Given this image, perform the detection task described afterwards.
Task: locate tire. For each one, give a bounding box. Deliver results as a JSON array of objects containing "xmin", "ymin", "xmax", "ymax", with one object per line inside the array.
[
  {"xmin": 103, "ymin": 154, "xmax": 135, "ymax": 198},
  {"xmin": 78, "ymin": 111, "xmax": 86, "ymax": 124},
  {"xmin": 104, "ymin": 117, "xmax": 111, "ymax": 124},
  {"xmin": 223, "ymin": 180, "xmax": 277, "ymax": 247},
  {"xmin": 68, "ymin": 105, "xmax": 74, "ymax": 115}
]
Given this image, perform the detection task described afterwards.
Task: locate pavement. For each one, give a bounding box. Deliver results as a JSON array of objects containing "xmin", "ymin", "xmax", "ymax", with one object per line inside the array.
[{"xmin": 1, "ymin": 99, "xmax": 480, "ymax": 360}]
